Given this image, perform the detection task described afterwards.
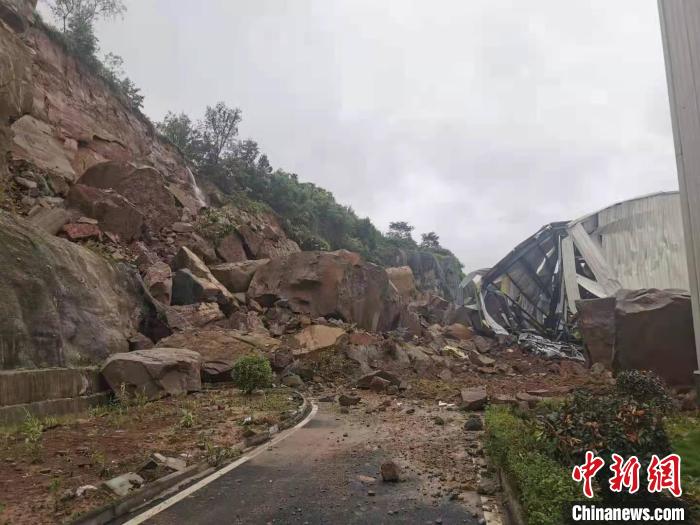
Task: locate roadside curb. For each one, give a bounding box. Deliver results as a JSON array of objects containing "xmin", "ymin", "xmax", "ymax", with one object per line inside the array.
[
  {"xmin": 495, "ymin": 468, "xmax": 525, "ymax": 525},
  {"xmin": 71, "ymin": 390, "xmax": 312, "ymax": 525}
]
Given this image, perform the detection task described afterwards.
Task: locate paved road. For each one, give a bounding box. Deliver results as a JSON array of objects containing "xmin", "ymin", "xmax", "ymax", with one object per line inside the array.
[{"xmin": 143, "ymin": 405, "xmax": 480, "ymax": 524}]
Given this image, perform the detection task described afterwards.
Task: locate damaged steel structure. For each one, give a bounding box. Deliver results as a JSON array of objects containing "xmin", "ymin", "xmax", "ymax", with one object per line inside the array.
[{"xmin": 462, "ymin": 191, "xmax": 688, "ymax": 340}]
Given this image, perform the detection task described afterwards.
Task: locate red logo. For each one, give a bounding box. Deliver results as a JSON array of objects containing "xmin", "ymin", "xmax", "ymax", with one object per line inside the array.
[
  {"xmin": 573, "ymin": 452, "xmax": 682, "ymax": 498},
  {"xmin": 572, "ymin": 451, "xmax": 605, "ymax": 498}
]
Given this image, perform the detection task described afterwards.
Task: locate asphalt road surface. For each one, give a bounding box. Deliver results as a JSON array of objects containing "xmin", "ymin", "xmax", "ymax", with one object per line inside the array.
[{"xmin": 142, "ymin": 405, "xmax": 481, "ymax": 524}]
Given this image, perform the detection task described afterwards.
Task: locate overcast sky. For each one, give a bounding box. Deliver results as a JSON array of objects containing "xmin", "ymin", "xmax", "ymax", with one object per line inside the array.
[{"xmin": 88, "ymin": 0, "xmax": 676, "ymax": 270}]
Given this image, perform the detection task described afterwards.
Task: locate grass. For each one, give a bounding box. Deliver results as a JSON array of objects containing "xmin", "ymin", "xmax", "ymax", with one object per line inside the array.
[
  {"xmin": 485, "ymin": 405, "xmax": 581, "ymax": 525},
  {"xmin": 667, "ymin": 416, "xmax": 700, "ymax": 502}
]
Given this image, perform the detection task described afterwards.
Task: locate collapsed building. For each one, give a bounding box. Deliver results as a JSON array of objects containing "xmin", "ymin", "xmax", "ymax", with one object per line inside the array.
[{"xmin": 461, "ymin": 191, "xmax": 697, "ymax": 385}]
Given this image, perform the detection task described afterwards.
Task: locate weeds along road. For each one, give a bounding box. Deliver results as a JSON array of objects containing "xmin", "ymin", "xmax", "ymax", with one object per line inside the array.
[{"xmin": 134, "ymin": 398, "xmax": 484, "ymax": 524}]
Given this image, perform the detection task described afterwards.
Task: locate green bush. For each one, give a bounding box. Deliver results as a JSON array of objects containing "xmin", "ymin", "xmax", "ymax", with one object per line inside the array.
[
  {"xmin": 485, "ymin": 406, "xmax": 579, "ymax": 525},
  {"xmin": 231, "ymin": 355, "xmax": 273, "ymax": 394},
  {"xmin": 615, "ymin": 369, "xmax": 673, "ymax": 409},
  {"xmin": 542, "ymin": 381, "xmax": 671, "ymax": 466}
]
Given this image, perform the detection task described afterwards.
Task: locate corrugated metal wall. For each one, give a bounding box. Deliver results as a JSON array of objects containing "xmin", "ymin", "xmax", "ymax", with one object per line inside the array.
[{"xmin": 595, "ymin": 193, "xmax": 689, "ymax": 290}]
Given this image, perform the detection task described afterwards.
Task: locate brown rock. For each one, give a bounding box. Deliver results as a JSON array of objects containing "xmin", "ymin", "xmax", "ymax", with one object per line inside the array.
[
  {"xmin": 0, "ymin": 211, "xmax": 145, "ymax": 368},
  {"xmin": 460, "ymin": 387, "xmax": 488, "ymax": 411},
  {"xmin": 613, "ymin": 289, "xmax": 696, "ymax": 386},
  {"xmin": 491, "ymin": 394, "xmax": 518, "ymax": 406},
  {"xmin": 79, "ymin": 161, "xmax": 180, "ymax": 234},
  {"xmin": 101, "ymin": 348, "xmax": 202, "ymax": 400},
  {"xmin": 165, "ymin": 303, "xmax": 224, "ymax": 329},
  {"xmin": 356, "ymin": 370, "xmax": 401, "ymax": 389},
  {"xmin": 62, "ymin": 222, "xmax": 101, "ymax": 241},
  {"xmin": 28, "ymin": 207, "xmax": 71, "ymax": 235},
  {"xmin": 369, "ymin": 376, "xmax": 391, "ymax": 393},
  {"xmin": 338, "ymin": 394, "xmax": 361, "ymax": 406},
  {"xmin": 210, "ymin": 259, "xmax": 269, "ymax": 293},
  {"xmin": 144, "ymin": 261, "xmax": 172, "ymax": 305},
  {"xmin": 292, "ymin": 325, "xmax": 346, "ymax": 355},
  {"xmin": 67, "ymin": 184, "xmax": 143, "ymax": 241},
  {"xmin": 248, "ymin": 250, "xmax": 404, "ymax": 332},
  {"xmin": 471, "ymin": 354, "xmax": 495, "ymax": 367},
  {"xmin": 215, "ymin": 232, "xmax": 248, "ymax": 263},
  {"xmin": 128, "ymin": 333, "xmax": 154, "ymax": 351},
  {"xmin": 348, "ymin": 331, "xmax": 379, "ymax": 346},
  {"xmin": 380, "ymin": 460, "xmax": 401, "ymax": 482},
  {"xmin": 516, "ymin": 392, "xmax": 539, "ymax": 408},
  {"xmin": 576, "ymin": 297, "xmax": 616, "ymax": 369},
  {"xmin": 237, "ymin": 222, "xmax": 300, "ymax": 259},
  {"xmin": 171, "ymin": 247, "xmax": 232, "ymax": 308},
  {"xmin": 444, "ymin": 323, "xmax": 473, "ymax": 341},
  {"xmin": 385, "ymin": 266, "xmax": 416, "ymax": 301},
  {"xmin": 157, "ymin": 328, "xmax": 278, "ymax": 381}
]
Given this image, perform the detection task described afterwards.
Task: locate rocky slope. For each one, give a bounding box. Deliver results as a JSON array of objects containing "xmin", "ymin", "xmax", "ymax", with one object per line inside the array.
[{"xmin": 0, "ymin": 0, "xmax": 462, "ymax": 372}]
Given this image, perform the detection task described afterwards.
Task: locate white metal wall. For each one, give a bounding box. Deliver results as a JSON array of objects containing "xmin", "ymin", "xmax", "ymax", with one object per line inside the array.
[{"xmin": 596, "ymin": 193, "xmax": 689, "ymax": 290}]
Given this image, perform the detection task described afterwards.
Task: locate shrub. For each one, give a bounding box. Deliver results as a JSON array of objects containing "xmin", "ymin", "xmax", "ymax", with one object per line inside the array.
[
  {"xmin": 485, "ymin": 406, "xmax": 579, "ymax": 525},
  {"xmin": 231, "ymin": 355, "xmax": 273, "ymax": 394},
  {"xmin": 615, "ymin": 370, "xmax": 673, "ymax": 409}
]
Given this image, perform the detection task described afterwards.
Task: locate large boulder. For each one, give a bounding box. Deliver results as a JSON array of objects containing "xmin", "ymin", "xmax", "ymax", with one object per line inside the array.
[
  {"xmin": 613, "ymin": 289, "xmax": 696, "ymax": 386},
  {"xmin": 237, "ymin": 222, "xmax": 300, "ymax": 259},
  {"xmin": 248, "ymin": 250, "xmax": 403, "ymax": 332},
  {"xmin": 577, "ymin": 297, "xmax": 616, "ymax": 368},
  {"xmin": 210, "ymin": 259, "xmax": 269, "ymax": 293},
  {"xmin": 78, "ymin": 161, "xmax": 180, "ymax": 234},
  {"xmin": 386, "ymin": 266, "xmax": 416, "ymax": 301},
  {"xmin": 67, "ymin": 183, "xmax": 144, "ymax": 241},
  {"xmin": 157, "ymin": 329, "xmax": 279, "ymax": 382},
  {"xmin": 143, "ymin": 262, "xmax": 172, "ymax": 305},
  {"xmin": 291, "ymin": 324, "xmax": 346, "ymax": 355},
  {"xmin": 101, "ymin": 348, "xmax": 202, "ymax": 400},
  {"xmin": 0, "ymin": 211, "xmax": 145, "ymax": 369},
  {"xmin": 170, "ymin": 246, "xmax": 233, "ymax": 309},
  {"xmin": 215, "ymin": 232, "xmax": 248, "ymax": 263}
]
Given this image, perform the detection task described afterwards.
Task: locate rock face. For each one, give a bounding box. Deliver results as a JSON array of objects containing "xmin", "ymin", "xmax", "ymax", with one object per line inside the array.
[
  {"xmin": 613, "ymin": 289, "xmax": 696, "ymax": 386},
  {"xmin": 237, "ymin": 221, "xmax": 300, "ymax": 259},
  {"xmin": 248, "ymin": 250, "xmax": 403, "ymax": 332},
  {"xmin": 577, "ymin": 297, "xmax": 616, "ymax": 368},
  {"xmin": 101, "ymin": 348, "xmax": 202, "ymax": 400},
  {"xmin": 66, "ymin": 184, "xmax": 144, "ymax": 241},
  {"xmin": 384, "ymin": 248, "xmax": 462, "ymax": 302},
  {"xmin": 577, "ymin": 289, "xmax": 696, "ymax": 385},
  {"xmin": 0, "ymin": 211, "xmax": 145, "ymax": 369},
  {"xmin": 0, "ymin": 7, "xmax": 204, "ymax": 214},
  {"xmin": 210, "ymin": 259, "xmax": 269, "ymax": 293},
  {"xmin": 78, "ymin": 161, "xmax": 181, "ymax": 235},
  {"xmin": 385, "ymin": 266, "xmax": 416, "ymax": 301}
]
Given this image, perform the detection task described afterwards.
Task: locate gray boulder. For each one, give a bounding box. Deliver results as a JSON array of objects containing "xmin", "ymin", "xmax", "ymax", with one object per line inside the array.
[
  {"xmin": 0, "ymin": 211, "xmax": 145, "ymax": 369},
  {"xmin": 101, "ymin": 347, "xmax": 202, "ymax": 400}
]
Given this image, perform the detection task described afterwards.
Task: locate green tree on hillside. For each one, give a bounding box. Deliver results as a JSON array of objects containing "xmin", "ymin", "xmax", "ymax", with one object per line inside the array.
[
  {"xmin": 387, "ymin": 221, "xmax": 415, "ymax": 242},
  {"xmin": 421, "ymin": 231, "xmax": 440, "ymax": 249},
  {"xmin": 199, "ymin": 102, "xmax": 242, "ymax": 165},
  {"xmin": 48, "ymin": 0, "xmax": 125, "ymax": 32}
]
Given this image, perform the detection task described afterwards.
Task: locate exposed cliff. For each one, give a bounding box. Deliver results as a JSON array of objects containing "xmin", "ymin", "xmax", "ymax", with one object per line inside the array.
[
  {"xmin": 383, "ymin": 248, "xmax": 463, "ymax": 302},
  {"xmin": 0, "ymin": 0, "xmax": 202, "ymax": 213}
]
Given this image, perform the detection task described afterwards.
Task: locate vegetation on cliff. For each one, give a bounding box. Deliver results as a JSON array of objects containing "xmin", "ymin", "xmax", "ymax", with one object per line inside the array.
[{"xmin": 157, "ymin": 104, "xmax": 464, "ymax": 276}]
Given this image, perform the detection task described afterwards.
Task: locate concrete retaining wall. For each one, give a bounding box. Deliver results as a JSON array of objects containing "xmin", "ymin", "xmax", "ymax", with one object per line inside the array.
[{"xmin": 0, "ymin": 367, "xmax": 109, "ymax": 425}]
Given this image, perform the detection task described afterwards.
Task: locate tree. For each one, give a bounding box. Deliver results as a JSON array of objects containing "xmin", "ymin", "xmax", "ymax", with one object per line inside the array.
[
  {"xmin": 157, "ymin": 111, "xmax": 200, "ymax": 157},
  {"xmin": 234, "ymin": 139, "xmax": 259, "ymax": 168},
  {"xmin": 420, "ymin": 231, "xmax": 440, "ymax": 249},
  {"xmin": 387, "ymin": 221, "xmax": 415, "ymax": 241},
  {"xmin": 199, "ymin": 102, "xmax": 242, "ymax": 165},
  {"xmin": 257, "ymin": 154, "xmax": 272, "ymax": 174},
  {"xmin": 48, "ymin": 0, "xmax": 126, "ymax": 32},
  {"xmin": 65, "ymin": 9, "xmax": 98, "ymax": 59}
]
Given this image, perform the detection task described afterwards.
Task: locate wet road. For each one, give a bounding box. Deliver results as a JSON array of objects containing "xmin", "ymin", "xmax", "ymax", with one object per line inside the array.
[{"xmin": 142, "ymin": 405, "xmax": 480, "ymax": 524}]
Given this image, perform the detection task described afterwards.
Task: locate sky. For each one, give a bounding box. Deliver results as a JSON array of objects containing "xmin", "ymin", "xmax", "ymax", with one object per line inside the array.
[{"xmin": 84, "ymin": 0, "xmax": 677, "ymax": 270}]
